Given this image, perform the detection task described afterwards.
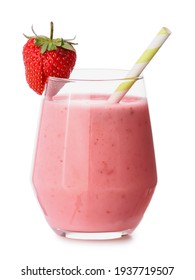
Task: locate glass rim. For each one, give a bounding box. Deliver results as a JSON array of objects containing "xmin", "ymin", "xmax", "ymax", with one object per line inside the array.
[{"xmin": 48, "ymin": 68, "xmax": 143, "ymax": 82}]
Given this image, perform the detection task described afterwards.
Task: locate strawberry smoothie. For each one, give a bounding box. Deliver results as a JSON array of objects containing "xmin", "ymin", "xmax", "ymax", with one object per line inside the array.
[{"xmin": 32, "ymin": 94, "xmax": 157, "ymax": 235}]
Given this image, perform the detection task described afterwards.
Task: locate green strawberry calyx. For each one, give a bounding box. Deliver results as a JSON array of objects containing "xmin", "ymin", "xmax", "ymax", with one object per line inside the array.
[{"xmin": 24, "ymin": 22, "xmax": 77, "ymax": 54}]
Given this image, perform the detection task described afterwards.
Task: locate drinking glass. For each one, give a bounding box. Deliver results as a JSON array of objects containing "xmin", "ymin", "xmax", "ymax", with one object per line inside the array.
[{"xmin": 32, "ymin": 69, "xmax": 157, "ymax": 240}]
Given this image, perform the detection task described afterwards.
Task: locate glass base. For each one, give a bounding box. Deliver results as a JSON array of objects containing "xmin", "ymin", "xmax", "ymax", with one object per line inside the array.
[{"xmin": 53, "ymin": 228, "xmax": 132, "ymax": 240}]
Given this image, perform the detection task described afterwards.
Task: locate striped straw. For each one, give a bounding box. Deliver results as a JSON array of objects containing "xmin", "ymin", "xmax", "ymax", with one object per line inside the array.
[{"xmin": 107, "ymin": 27, "xmax": 171, "ymax": 103}]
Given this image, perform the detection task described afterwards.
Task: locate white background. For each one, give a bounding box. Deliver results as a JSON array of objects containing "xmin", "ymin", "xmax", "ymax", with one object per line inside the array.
[{"xmin": 1, "ymin": 0, "xmax": 195, "ymax": 279}]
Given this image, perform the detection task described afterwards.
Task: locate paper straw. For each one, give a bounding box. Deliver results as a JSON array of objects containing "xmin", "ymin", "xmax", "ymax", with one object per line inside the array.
[{"xmin": 107, "ymin": 27, "xmax": 171, "ymax": 103}]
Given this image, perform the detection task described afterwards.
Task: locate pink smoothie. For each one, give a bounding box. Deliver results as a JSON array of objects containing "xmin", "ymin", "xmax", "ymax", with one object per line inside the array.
[{"xmin": 32, "ymin": 94, "xmax": 157, "ymax": 233}]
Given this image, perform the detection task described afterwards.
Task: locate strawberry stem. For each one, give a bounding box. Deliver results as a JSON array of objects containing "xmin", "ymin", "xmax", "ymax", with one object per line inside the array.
[{"xmin": 50, "ymin": 22, "xmax": 54, "ymax": 40}]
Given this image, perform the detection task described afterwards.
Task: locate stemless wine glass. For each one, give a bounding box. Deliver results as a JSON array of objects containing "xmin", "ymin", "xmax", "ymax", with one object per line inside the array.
[{"xmin": 32, "ymin": 69, "xmax": 157, "ymax": 240}]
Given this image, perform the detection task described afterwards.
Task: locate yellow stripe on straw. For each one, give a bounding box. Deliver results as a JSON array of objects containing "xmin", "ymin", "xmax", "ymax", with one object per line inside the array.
[
  {"xmin": 114, "ymin": 79, "xmax": 137, "ymax": 95},
  {"xmin": 158, "ymin": 27, "xmax": 170, "ymax": 35},
  {"xmin": 136, "ymin": 48, "xmax": 159, "ymax": 64},
  {"xmin": 108, "ymin": 27, "xmax": 171, "ymax": 103}
]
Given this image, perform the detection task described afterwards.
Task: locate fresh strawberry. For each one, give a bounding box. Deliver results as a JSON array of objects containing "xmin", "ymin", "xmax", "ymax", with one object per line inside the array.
[{"xmin": 23, "ymin": 22, "xmax": 77, "ymax": 95}]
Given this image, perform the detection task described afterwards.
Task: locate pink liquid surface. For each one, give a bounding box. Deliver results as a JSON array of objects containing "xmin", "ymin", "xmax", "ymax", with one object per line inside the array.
[{"xmin": 33, "ymin": 94, "xmax": 157, "ymax": 233}]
